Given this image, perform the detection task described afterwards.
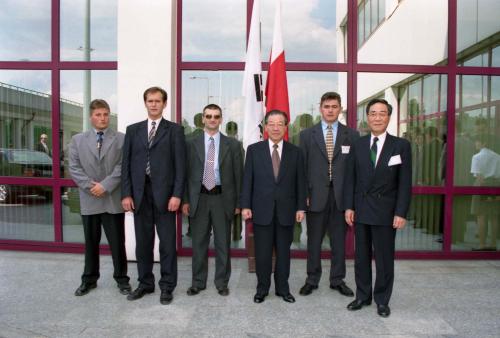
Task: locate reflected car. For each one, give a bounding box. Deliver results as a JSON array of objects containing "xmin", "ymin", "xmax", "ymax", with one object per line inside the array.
[{"xmin": 0, "ymin": 148, "xmax": 53, "ymax": 203}]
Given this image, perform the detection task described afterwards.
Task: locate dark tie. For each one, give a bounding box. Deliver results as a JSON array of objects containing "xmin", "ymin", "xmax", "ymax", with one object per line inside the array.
[
  {"xmin": 325, "ymin": 125, "xmax": 334, "ymax": 180},
  {"xmin": 145, "ymin": 121, "xmax": 156, "ymax": 176},
  {"xmin": 371, "ymin": 137, "xmax": 378, "ymax": 166},
  {"xmin": 202, "ymin": 137, "xmax": 216, "ymax": 190},
  {"xmin": 272, "ymin": 144, "xmax": 280, "ymax": 180},
  {"xmin": 96, "ymin": 131, "xmax": 104, "ymax": 156}
]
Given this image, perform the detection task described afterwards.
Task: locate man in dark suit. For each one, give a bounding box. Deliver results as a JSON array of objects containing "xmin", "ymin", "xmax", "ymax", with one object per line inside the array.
[
  {"xmin": 121, "ymin": 87, "xmax": 186, "ymax": 305},
  {"xmin": 241, "ymin": 110, "xmax": 306, "ymax": 304},
  {"xmin": 36, "ymin": 134, "xmax": 51, "ymax": 156},
  {"xmin": 344, "ymin": 98, "xmax": 412, "ymax": 317},
  {"xmin": 69, "ymin": 99, "xmax": 130, "ymax": 297},
  {"xmin": 299, "ymin": 92, "xmax": 359, "ymax": 297},
  {"xmin": 182, "ymin": 104, "xmax": 243, "ymax": 296}
]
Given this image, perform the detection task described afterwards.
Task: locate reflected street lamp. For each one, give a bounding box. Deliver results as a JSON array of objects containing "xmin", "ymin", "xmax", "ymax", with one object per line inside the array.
[{"xmin": 189, "ymin": 76, "xmax": 210, "ymax": 105}]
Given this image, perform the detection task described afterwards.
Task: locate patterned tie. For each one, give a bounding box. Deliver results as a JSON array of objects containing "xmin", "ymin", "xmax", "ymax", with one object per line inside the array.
[
  {"xmin": 145, "ymin": 121, "xmax": 156, "ymax": 176},
  {"xmin": 203, "ymin": 137, "xmax": 216, "ymax": 190},
  {"xmin": 272, "ymin": 144, "xmax": 280, "ymax": 180},
  {"xmin": 325, "ymin": 125, "xmax": 334, "ymax": 180},
  {"xmin": 96, "ymin": 131, "xmax": 104, "ymax": 156},
  {"xmin": 371, "ymin": 136, "xmax": 378, "ymax": 167}
]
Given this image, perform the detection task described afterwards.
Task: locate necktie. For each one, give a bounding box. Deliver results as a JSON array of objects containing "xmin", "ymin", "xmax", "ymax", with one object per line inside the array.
[
  {"xmin": 371, "ymin": 137, "xmax": 378, "ymax": 167},
  {"xmin": 326, "ymin": 125, "xmax": 334, "ymax": 180},
  {"xmin": 272, "ymin": 144, "xmax": 280, "ymax": 180},
  {"xmin": 145, "ymin": 121, "xmax": 156, "ymax": 176},
  {"xmin": 203, "ymin": 137, "xmax": 216, "ymax": 190},
  {"xmin": 96, "ymin": 131, "xmax": 104, "ymax": 156}
]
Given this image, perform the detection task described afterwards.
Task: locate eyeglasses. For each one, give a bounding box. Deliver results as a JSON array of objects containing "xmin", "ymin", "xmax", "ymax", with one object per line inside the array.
[
  {"xmin": 204, "ymin": 114, "xmax": 221, "ymax": 120},
  {"xmin": 367, "ymin": 112, "xmax": 389, "ymax": 118}
]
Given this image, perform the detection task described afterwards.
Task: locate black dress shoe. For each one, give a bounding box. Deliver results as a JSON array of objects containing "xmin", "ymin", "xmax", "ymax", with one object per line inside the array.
[
  {"xmin": 186, "ymin": 286, "xmax": 206, "ymax": 296},
  {"xmin": 347, "ymin": 298, "xmax": 372, "ymax": 311},
  {"xmin": 127, "ymin": 287, "xmax": 154, "ymax": 301},
  {"xmin": 117, "ymin": 282, "xmax": 132, "ymax": 295},
  {"xmin": 377, "ymin": 304, "xmax": 391, "ymax": 317},
  {"xmin": 330, "ymin": 282, "xmax": 354, "ymax": 297},
  {"xmin": 299, "ymin": 283, "xmax": 318, "ymax": 296},
  {"xmin": 160, "ymin": 290, "xmax": 173, "ymax": 305},
  {"xmin": 74, "ymin": 282, "xmax": 97, "ymax": 296},
  {"xmin": 217, "ymin": 287, "xmax": 229, "ymax": 296},
  {"xmin": 253, "ymin": 293, "xmax": 267, "ymax": 303},
  {"xmin": 276, "ymin": 292, "xmax": 296, "ymax": 303}
]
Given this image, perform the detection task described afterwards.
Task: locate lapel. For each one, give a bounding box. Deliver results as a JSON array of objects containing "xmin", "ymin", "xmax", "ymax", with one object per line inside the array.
[
  {"xmin": 260, "ymin": 140, "xmax": 275, "ymax": 181},
  {"xmin": 193, "ymin": 133, "xmax": 205, "ymax": 165},
  {"xmin": 139, "ymin": 120, "xmax": 149, "ymax": 148},
  {"xmin": 360, "ymin": 135, "xmax": 375, "ymax": 175},
  {"xmin": 219, "ymin": 133, "xmax": 229, "ymax": 166},
  {"xmin": 99, "ymin": 129, "xmax": 116, "ymax": 160},
  {"xmin": 150, "ymin": 118, "xmax": 168, "ymax": 149},
  {"xmin": 332, "ymin": 123, "xmax": 347, "ymax": 161},
  {"xmin": 312, "ymin": 123, "xmax": 328, "ymax": 161},
  {"xmin": 85, "ymin": 131, "xmax": 100, "ymax": 160},
  {"xmin": 374, "ymin": 133, "xmax": 395, "ymax": 174},
  {"xmin": 276, "ymin": 141, "xmax": 290, "ymax": 183}
]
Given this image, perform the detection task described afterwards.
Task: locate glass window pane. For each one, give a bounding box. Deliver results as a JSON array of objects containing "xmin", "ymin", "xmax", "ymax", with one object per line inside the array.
[
  {"xmin": 452, "ymin": 195, "xmax": 499, "ymax": 251},
  {"xmin": 0, "ymin": 1, "xmax": 51, "ymax": 61},
  {"xmin": 60, "ymin": 0, "xmax": 117, "ymax": 61},
  {"xmin": 0, "ymin": 185, "xmax": 53, "ymax": 241},
  {"xmin": 0, "ymin": 71, "xmax": 53, "ymax": 177},
  {"xmin": 358, "ymin": 0, "xmax": 448, "ymax": 65},
  {"xmin": 60, "ymin": 70, "xmax": 117, "ymax": 178},
  {"xmin": 182, "ymin": 0, "xmax": 246, "ymax": 62}
]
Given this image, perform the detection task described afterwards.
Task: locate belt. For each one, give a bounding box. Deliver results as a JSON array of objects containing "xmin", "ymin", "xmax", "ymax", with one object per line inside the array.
[{"xmin": 200, "ymin": 185, "xmax": 222, "ymax": 195}]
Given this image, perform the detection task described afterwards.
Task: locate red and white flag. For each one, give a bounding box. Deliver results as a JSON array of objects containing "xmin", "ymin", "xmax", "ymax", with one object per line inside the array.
[
  {"xmin": 242, "ymin": 0, "xmax": 264, "ymax": 151},
  {"xmin": 265, "ymin": 0, "xmax": 290, "ymax": 139}
]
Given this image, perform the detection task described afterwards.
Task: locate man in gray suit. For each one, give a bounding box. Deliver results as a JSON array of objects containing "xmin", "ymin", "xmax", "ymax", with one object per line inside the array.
[
  {"xmin": 69, "ymin": 99, "xmax": 130, "ymax": 296},
  {"xmin": 182, "ymin": 104, "xmax": 243, "ymax": 296},
  {"xmin": 299, "ymin": 92, "xmax": 359, "ymax": 297}
]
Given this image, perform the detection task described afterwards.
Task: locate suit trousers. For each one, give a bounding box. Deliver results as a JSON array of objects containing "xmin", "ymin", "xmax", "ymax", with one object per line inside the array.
[
  {"xmin": 134, "ymin": 177, "xmax": 177, "ymax": 292},
  {"xmin": 254, "ymin": 215, "xmax": 294, "ymax": 296},
  {"xmin": 81, "ymin": 213, "xmax": 129, "ymax": 284},
  {"xmin": 305, "ymin": 186, "xmax": 347, "ymax": 287},
  {"xmin": 190, "ymin": 193, "xmax": 231, "ymax": 289},
  {"xmin": 354, "ymin": 222, "xmax": 396, "ymax": 306}
]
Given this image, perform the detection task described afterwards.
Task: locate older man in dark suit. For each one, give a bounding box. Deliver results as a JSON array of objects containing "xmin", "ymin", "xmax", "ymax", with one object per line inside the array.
[
  {"xmin": 241, "ymin": 110, "xmax": 306, "ymax": 304},
  {"xmin": 182, "ymin": 104, "xmax": 243, "ymax": 296},
  {"xmin": 121, "ymin": 87, "xmax": 186, "ymax": 305},
  {"xmin": 344, "ymin": 98, "xmax": 412, "ymax": 317},
  {"xmin": 299, "ymin": 92, "xmax": 359, "ymax": 297}
]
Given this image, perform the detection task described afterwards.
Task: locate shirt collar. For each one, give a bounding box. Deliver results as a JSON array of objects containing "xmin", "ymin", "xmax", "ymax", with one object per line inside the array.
[
  {"xmin": 321, "ymin": 119, "xmax": 338, "ymax": 130},
  {"xmin": 371, "ymin": 131, "xmax": 387, "ymax": 144}
]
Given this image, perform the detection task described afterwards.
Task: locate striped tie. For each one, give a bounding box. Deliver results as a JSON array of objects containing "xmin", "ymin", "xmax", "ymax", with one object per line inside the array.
[
  {"xmin": 202, "ymin": 137, "xmax": 216, "ymax": 190},
  {"xmin": 145, "ymin": 121, "xmax": 156, "ymax": 176},
  {"xmin": 272, "ymin": 144, "xmax": 280, "ymax": 180},
  {"xmin": 326, "ymin": 125, "xmax": 334, "ymax": 180},
  {"xmin": 371, "ymin": 137, "xmax": 378, "ymax": 167}
]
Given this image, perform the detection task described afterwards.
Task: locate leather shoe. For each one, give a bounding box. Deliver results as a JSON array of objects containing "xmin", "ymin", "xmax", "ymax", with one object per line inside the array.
[
  {"xmin": 74, "ymin": 282, "xmax": 97, "ymax": 296},
  {"xmin": 117, "ymin": 282, "xmax": 132, "ymax": 295},
  {"xmin": 186, "ymin": 286, "xmax": 206, "ymax": 296},
  {"xmin": 377, "ymin": 304, "xmax": 391, "ymax": 317},
  {"xmin": 276, "ymin": 292, "xmax": 296, "ymax": 303},
  {"xmin": 127, "ymin": 287, "xmax": 154, "ymax": 301},
  {"xmin": 347, "ymin": 298, "xmax": 372, "ymax": 311},
  {"xmin": 160, "ymin": 290, "xmax": 173, "ymax": 305},
  {"xmin": 253, "ymin": 293, "xmax": 267, "ymax": 303},
  {"xmin": 217, "ymin": 287, "xmax": 230, "ymax": 296},
  {"xmin": 299, "ymin": 283, "xmax": 318, "ymax": 296},
  {"xmin": 330, "ymin": 282, "xmax": 354, "ymax": 297}
]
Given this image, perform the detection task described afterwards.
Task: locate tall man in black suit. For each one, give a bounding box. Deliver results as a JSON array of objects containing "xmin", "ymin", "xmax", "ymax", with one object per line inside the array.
[
  {"xmin": 121, "ymin": 87, "xmax": 186, "ymax": 305},
  {"xmin": 241, "ymin": 110, "xmax": 306, "ymax": 304},
  {"xmin": 299, "ymin": 92, "xmax": 358, "ymax": 297},
  {"xmin": 344, "ymin": 98, "xmax": 412, "ymax": 317},
  {"xmin": 182, "ymin": 104, "xmax": 243, "ymax": 296}
]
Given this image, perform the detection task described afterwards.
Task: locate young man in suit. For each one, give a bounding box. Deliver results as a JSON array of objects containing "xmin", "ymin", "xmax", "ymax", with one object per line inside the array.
[
  {"xmin": 299, "ymin": 92, "xmax": 359, "ymax": 297},
  {"xmin": 344, "ymin": 98, "xmax": 412, "ymax": 317},
  {"xmin": 69, "ymin": 99, "xmax": 131, "ymax": 296},
  {"xmin": 182, "ymin": 104, "xmax": 243, "ymax": 296},
  {"xmin": 241, "ymin": 110, "xmax": 306, "ymax": 304},
  {"xmin": 121, "ymin": 87, "xmax": 186, "ymax": 305}
]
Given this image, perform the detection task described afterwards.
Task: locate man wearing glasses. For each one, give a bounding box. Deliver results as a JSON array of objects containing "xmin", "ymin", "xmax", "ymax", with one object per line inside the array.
[{"xmin": 182, "ymin": 104, "xmax": 243, "ymax": 297}]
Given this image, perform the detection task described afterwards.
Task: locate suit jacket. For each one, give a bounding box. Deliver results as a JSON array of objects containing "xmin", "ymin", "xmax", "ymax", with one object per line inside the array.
[
  {"xmin": 68, "ymin": 129, "xmax": 124, "ymax": 215},
  {"xmin": 299, "ymin": 122, "xmax": 359, "ymax": 212},
  {"xmin": 36, "ymin": 142, "xmax": 51, "ymax": 156},
  {"xmin": 240, "ymin": 140, "xmax": 306, "ymax": 226},
  {"xmin": 344, "ymin": 133, "xmax": 412, "ymax": 226},
  {"xmin": 121, "ymin": 118, "xmax": 186, "ymax": 213},
  {"xmin": 183, "ymin": 132, "xmax": 243, "ymax": 218}
]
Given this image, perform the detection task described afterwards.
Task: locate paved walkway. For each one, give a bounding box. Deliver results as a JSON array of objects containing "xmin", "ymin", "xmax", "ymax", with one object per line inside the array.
[{"xmin": 0, "ymin": 251, "xmax": 499, "ymax": 337}]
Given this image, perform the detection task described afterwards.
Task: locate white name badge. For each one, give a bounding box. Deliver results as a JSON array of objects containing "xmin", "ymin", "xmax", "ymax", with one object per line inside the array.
[
  {"xmin": 341, "ymin": 145, "xmax": 350, "ymax": 154},
  {"xmin": 388, "ymin": 154, "xmax": 402, "ymax": 166}
]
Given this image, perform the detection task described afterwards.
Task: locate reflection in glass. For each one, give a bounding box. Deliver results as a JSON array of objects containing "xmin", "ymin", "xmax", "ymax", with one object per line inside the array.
[
  {"xmin": 60, "ymin": 70, "xmax": 117, "ymax": 178},
  {"xmin": 0, "ymin": 184, "xmax": 53, "ymax": 241},
  {"xmin": 0, "ymin": 1, "xmax": 51, "ymax": 61},
  {"xmin": 453, "ymin": 195, "xmax": 499, "ymax": 251},
  {"xmin": 60, "ymin": 0, "xmax": 117, "ymax": 61}
]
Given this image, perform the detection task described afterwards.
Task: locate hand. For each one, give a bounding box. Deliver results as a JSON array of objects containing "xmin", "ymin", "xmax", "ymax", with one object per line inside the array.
[
  {"xmin": 234, "ymin": 208, "xmax": 241, "ymax": 215},
  {"xmin": 306, "ymin": 198, "xmax": 310, "ymax": 207},
  {"xmin": 181, "ymin": 203, "xmax": 190, "ymax": 216},
  {"xmin": 345, "ymin": 209, "xmax": 355, "ymax": 226},
  {"xmin": 393, "ymin": 215, "xmax": 406, "ymax": 229},
  {"xmin": 168, "ymin": 197, "xmax": 181, "ymax": 212},
  {"xmin": 296, "ymin": 211, "xmax": 305, "ymax": 222},
  {"xmin": 121, "ymin": 197, "xmax": 135, "ymax": 212},
  {"xmin": 90, "ymin": 181, "xmax": 105, "ymax": 197},
  {"xmin": 242, "ymin": 208, "xmax": 252, "ymax": 220}
]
